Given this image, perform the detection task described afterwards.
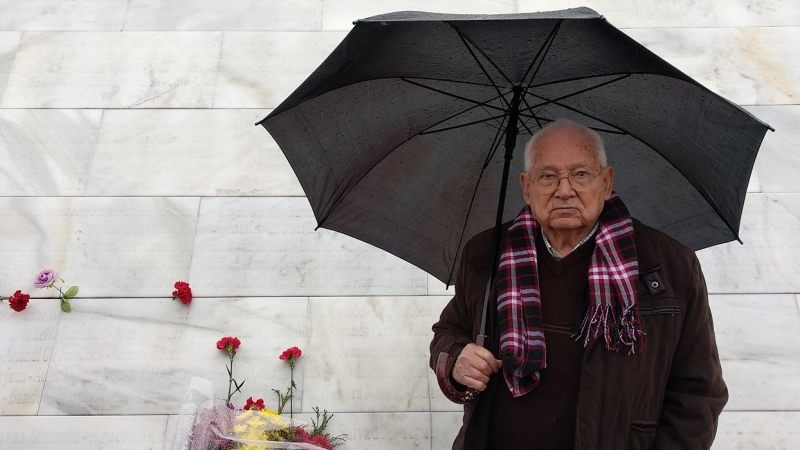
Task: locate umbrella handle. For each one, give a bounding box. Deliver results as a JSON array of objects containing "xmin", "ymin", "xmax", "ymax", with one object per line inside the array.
[{"xmin": 435, "ymin": 352, "xmax": 480, "ymax": 404}]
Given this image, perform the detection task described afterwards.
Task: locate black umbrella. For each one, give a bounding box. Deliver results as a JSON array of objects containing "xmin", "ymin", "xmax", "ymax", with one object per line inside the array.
[
  {"xmin": 258, "ymin": 8, "xmax": 771, "ymax": 398},
  {"xmin": 259, "ymin": 8, "xmax": 770, "ymax": 286}
]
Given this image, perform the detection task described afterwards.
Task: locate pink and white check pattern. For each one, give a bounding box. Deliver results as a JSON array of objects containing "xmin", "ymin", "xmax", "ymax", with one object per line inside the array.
[{"xmin": 496, "ymin": 194, "xmax": 643, "ymax": 397}]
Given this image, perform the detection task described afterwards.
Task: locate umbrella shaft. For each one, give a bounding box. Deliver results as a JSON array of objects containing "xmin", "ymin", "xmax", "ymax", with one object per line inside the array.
[{"xmin": 478, "ymin": 86, "xmax": 523, "ymax": 346}]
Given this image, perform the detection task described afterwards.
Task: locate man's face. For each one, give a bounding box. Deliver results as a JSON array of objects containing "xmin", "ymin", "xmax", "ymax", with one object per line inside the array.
[{"xmin": 520, "ymin": 128, "xmax": 614, "ymax": 239}]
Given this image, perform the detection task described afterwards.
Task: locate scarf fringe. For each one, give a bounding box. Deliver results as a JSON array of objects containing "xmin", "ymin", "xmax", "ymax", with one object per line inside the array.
[{"xmin": 578, "ymin": 304, "xmax": 646, "ymax": 354}]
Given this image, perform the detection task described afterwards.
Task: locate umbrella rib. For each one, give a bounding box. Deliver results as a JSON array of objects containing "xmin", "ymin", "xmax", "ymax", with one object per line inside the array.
[
  {"xmin": 527, "ymin": 72, "xmax": 643, "ymax": 90},
  {"xmin": 419, "ymin": 113, "xmax": 509, "ymax": 135},
  {"xmin": 450, "ymin": 24, "xmax": 514, "ymax": 100},
  {"xmin": 482, "ymin": 114, "xmax": 509, "ymax": 170},
  {"xmin": 519, "ymin": 96, "xmax": 543, "ymax": 133},
  {"xmin": 526, "ymin": 91, "xmax": 627, "ymax": 134},
  {"xmin": 521, "ymin": 20, "xmax": 563, "ymax": 93},
  {"xmin": 515, "ymin": 114, "xmax": 626, "ymax": 135},
  {"xmin": 519, "ymin": 73, "xmax": 632, "ymax": 136},
  {"xmin": 447, "ymin": 110, "xmax": 510, "ymax": 285},
  {"xmin": 401, "ymin": 77, "xmax": 507, "ymax": 112},
  {"xmin": 523, "ymin": 73, "xmax": 631, "ymax": 113},
  {"xmin": 410, "ymin": 89, "xmax": 511, "ymax": 136},
  {"xmin": 402, "ymin": 76, "xmax": 500, "ymax": 89},
  {"xmin": 518, "ymin": 21, "xmax": 561, "ymax": 138}
]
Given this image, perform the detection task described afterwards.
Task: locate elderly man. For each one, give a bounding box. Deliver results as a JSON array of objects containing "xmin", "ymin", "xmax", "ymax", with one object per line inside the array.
[{"xmin": 430, "ymin": 119, "xmax": 727, "ymax": 449}]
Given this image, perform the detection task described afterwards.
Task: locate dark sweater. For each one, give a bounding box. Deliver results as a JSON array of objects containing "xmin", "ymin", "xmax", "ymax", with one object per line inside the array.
[{"xmin": 487, "ymin": 231, "xmax": 594, "ymax": 449}]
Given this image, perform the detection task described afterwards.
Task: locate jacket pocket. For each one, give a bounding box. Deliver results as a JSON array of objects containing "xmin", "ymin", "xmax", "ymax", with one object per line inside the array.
[
  {"xmin": 638, "ymin": 305, "xmax": 681, "ymax": 317},
  {"xmin": 627, "ymin": 421, "xmax": 658, "ymax": 449}
]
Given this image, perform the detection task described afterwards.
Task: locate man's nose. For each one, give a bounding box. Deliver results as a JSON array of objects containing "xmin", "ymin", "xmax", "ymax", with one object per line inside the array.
[{"xmin": 553, "ymin": 175, "xmax": 575, "ymax": 196}]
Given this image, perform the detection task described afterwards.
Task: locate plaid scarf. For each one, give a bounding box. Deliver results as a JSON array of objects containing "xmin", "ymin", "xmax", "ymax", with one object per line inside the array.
[{"xmin": 496, "ymin": 194, "xmax": 643, "ymax": 397}]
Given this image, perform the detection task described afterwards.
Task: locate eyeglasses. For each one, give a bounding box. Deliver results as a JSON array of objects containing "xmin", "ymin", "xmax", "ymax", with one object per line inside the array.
[{"xmin": 528, "ymin": 168, "xmax": 603, "ymax": 192}]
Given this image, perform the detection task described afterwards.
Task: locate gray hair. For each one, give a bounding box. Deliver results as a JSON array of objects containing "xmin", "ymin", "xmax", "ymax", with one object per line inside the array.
[{"xmin": 523, "ymin": 118, "xmax": 607, "ymax": 172}]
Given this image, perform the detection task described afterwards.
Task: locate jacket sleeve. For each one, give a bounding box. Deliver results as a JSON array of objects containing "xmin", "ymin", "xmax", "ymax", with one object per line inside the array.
[
  {"xmin": 653, "ymin": 256, "xmax": 728, "ymax": 449},
  {"xmin": 430, "ymin": 240, "xmax": 476, "ymax": 386}
]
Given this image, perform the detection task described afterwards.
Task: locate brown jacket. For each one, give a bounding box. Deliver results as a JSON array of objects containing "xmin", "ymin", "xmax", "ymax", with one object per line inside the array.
[{"xmin": 430, "ymin": 219, "xmax": 728, "ymax": 449}]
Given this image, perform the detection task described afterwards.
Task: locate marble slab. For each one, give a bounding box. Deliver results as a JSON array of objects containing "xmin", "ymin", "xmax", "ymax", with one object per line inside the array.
[
  {"xmin": 302, "ymin": 296, "xmax": 443, "ymax": 412},
  {"xmin": 432, "ymin": 412, "xmax": 463, "ymax": 450},
  {"xmin": 624, "ymin": 27, "xmax": 800, "ymax": 106},
  {"xmin": 0, "ymin": 109, "xmax": 102, "ymax": 196},
  {"xmin": 711, "ymin": 294, "xmax": 800, "ymax": 360},
  {"xmin": 428, "ymin": 275, "xmax": 452, "ymax": 297},
  {"xmin": 517, "ymin": 0, "xmax": 718, "ymax": 28},
  {"xmin": 747, "ymin": 170, "xmax": 761, "ymax": 193},
  {"xmin": 714, "ymin": 412, "xmax": 800, "ymax": 449},
  {"xmin": 722, "ymin": 359, "xmax": 800, "ymax": 411},
  {"xmin": 711, "ymin": 294, "xmax": 800, "ymax": 410},
  {"xmin": 213, "ymin": 31, "xmax": 347, "ymax": 108},
  {"xmin": 0, "ymin": 32, "xmax": 20, "ymax": 103},
  {"xmin": 0, "ymin": 299, "xmax": 60, "ymax": 415},
  {"xmin": 1, "ymin": 32, "xmax": 221, "ymax": 108},
  {"xmin": 0, "ymin": 415, "xmax": 168, "ymax": 449},
  {"xmin": 0, "ymin": 0, "xmax": 128, "ymax": 30},
  {"xmin": 84, "ymin": 109, "xmax": 304, "ymax": 196},
  {"xmin": 697, "ymin": 194, "xmax": 800, "ymax": 293},
  {"xmin": 317, "ymin": 412, "xmax": 432, "ymax": 450},
  {"xmin": 189, "ymin": 197, "xmax": 428, "ymax": 296},
  {"xmin": 322, "ymin": 0, "xmax": 516, "ymax": 30},
  {"xmin": 713, "ymin": 0, "xmax": 800, "ymax": 27},
  {"xmin": 124, "ymin": 0, "xmax": 322, "ymax": 31},
  {"xmin": 39, "ymin": 297, "xmax": 308, "ymax": 415},
  {"xmin": 0, "ymin": 197, "xmax": 199, "ymax": 298},
  {"xmin": 746, "ymin": 106, "xmax": 800, "ymax": 194}
]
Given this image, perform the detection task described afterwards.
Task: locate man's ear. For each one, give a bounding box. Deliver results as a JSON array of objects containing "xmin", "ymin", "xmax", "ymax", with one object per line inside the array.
[
  {"xmin": 603, "ymin": 166, "xmax": 615, "ymax": 200},
  {"xmin": 520, "ymin": 172, "xmax": 531, "ymax": 204}
]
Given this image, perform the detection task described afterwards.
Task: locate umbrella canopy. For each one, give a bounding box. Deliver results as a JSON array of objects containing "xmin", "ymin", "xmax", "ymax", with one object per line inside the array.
[{"xmin": 259, "ymin": 8, "xmax": 771, "ymax": 286}]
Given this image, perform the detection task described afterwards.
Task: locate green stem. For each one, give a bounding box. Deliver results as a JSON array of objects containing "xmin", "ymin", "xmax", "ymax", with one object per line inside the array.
[
  {"xmin": 289, "ymin": 365, "xmax": 294, "ymax": 420},
  {"xmin": 226, "ymin": 354, "xmax": 234, "ymax": 405},
  {"xmin": 55, "ymin": 285, "xmax": 68, "ymax": 308}
]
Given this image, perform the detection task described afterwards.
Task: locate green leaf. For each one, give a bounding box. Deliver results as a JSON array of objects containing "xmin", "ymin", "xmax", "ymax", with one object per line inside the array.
[
  {"xmin": 64, "ymin": 286, "xmax": 79, "ymax": 299},
  {"xmin": 61, "ymin": 300, "xmax": 71, "ymax": 313}
]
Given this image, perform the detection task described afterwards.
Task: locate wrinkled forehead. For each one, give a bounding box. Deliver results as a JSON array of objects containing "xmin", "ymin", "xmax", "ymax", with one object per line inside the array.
[{"xmin": 531, "ymin": 129, "xmax": 600, "ymax": 168}]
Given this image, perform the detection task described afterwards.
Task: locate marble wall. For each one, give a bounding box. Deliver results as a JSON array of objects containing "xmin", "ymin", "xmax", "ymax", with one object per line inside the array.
[{"xmin": 0, "ymin": 1, "xmax": 798, "ymax": 449}]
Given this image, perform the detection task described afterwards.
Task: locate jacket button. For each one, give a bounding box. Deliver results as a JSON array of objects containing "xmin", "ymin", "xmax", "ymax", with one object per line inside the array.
[{"xmin": 650, "ymin": 281, "xmax": 660, "ymax": 289}]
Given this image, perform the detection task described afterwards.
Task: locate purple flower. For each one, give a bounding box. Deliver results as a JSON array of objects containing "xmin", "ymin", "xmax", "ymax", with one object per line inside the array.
[{"xmin": 34, "ymin": 269, "xmax": 58, "ymax": 289}]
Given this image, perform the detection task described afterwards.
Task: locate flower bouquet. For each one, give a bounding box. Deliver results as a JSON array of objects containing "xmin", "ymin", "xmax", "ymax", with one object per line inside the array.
[
  {"xmin": 171, "ymin": 342, "xmax": 344, "ymax": 450},
  {"xmin": 185, "ymin": 401, "xmax": 337, "ymax": 450}
]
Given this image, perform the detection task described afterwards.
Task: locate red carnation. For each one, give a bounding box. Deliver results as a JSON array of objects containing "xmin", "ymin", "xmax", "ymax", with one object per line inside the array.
[
  {"xmin": 308, "ymin": 434, "xmax": 334, "ymax": 450},
  {"xmin": 279, "ymin": 346, "xmax": 302, "ymax": 368},
  {"xmin": 7, "ymin": 290, "xmax": 30, "ymax": 312},
  {"xmin": 244, "ymin": 397, "xmax": 265, "ymax": 411},
  {"xmin": 172, "ymin": 281, "xmax": 192, "ymax": 305},
  {"xmin": 291, "ymin": 426, "xmax": 311, "ymax": 441},
  {"xmin": 216, "ymin": 336, "xmax": 241, "ymax": 356}
]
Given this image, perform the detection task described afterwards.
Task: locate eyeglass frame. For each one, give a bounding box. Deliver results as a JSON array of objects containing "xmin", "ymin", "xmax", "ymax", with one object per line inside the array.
[{"xmin": 525, "ymin": 167, "xmax": 608, "ymax": 192}]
